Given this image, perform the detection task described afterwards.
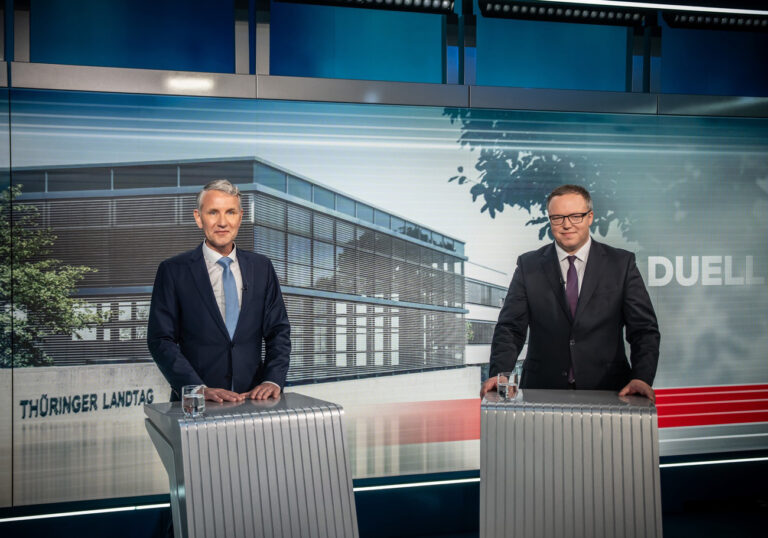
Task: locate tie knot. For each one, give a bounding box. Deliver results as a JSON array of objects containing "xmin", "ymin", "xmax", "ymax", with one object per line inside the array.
[
  {"xmin": 217, "ymin": 257, "xmax": 233, "ymax": 269},
  {"xmin": 567, "ymin": 255, "xmax": 577, "ymax": 267}
]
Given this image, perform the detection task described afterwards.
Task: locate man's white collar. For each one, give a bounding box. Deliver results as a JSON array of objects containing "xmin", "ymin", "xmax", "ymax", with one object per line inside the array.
[
  {"xmin": 202, "ymin": 241, "xmax": 237, "ymax": 263},
  {"xmin": 555, "ymin": 237, "xmax": 592, "ymax": 262}
]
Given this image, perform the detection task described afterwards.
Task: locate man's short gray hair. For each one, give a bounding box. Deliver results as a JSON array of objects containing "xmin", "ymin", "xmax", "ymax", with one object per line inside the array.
[{"xmin": 197, "ymin": 179, "xmax": 242, "ymax": 211}]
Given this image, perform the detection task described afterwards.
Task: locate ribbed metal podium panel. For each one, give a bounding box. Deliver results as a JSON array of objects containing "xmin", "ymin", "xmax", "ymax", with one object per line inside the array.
[
  {"xmin": 480, "ymin": 390, "xmax": 662, "ymax": 538},
  {"xmin": 145, "ymin": 393, "xmax": 358, "ymax": 538}
]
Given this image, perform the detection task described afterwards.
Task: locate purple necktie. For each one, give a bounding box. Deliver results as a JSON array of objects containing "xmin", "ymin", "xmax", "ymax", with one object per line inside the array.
[
  {"xmin": 566, "ymin": 255, "xmax": 578, "ymax": 317},
  {"xmin": 566, "ymin": 255, "xmax": 578, "ymax": 384}
]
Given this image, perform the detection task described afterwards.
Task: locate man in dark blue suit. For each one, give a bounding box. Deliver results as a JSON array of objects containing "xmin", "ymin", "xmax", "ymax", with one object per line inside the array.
[
  {"xmin": 481, "ymin": 184, "xmax": 659, "ymax": 400},
  {"xmin": 148, "ymin": 179, "xmax": 290, "ymax": 402}
]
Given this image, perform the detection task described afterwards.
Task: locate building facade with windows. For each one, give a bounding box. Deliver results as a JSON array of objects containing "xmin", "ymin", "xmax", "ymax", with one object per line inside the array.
[
  {"xmin": 16, "ymin": 157, "xmax": 467, "ymax": 384},
  {"xmin": 463, "ymin": 261, "xmax": 512, "ymax": 373}
]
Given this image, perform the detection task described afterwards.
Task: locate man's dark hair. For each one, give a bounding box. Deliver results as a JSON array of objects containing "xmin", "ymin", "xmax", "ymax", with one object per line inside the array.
[{"xmin": 546, "ymin": 184, "xmax": 593, "ymax": 211}]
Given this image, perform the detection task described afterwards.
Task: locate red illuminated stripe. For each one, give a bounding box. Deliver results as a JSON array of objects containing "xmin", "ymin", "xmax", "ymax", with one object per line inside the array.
[
  {"xmin": 658, "ymin": 412, "xmax": 768, "ymax": 428},
  {"xmin": 345, "ymin": 384, "xmax": 768, "ymax": 447},
  {"xmin": 348, "ymin": 399, "xmax": 481, "ymax": 446},
  {"xmin": 656, "ymin": 384, "xmax": 768, "ymax": 395},
  {"xmin": 657, "ymin": 399, "xmax": 768, "ymax": 415},
  {"xmin": 656, "ymin": 391, "xmax": 768, "ymax": 404},
  {"xmin": 655, "ymin": 384, "xmax": 768, "ymax": 428}
]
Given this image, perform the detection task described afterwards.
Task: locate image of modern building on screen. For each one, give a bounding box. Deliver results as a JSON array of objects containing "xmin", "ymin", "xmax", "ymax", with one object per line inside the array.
[
  {"xmin": 15, "ymin": 157, "xmax": 468, "ymax": 385},
  {"xmin": 464, "ymin": 261, "xmax": 510, "ymax": 379}
]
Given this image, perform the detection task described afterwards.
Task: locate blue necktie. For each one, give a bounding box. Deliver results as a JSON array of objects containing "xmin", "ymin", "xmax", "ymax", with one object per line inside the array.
[{"xmin": 217, "ymin": 257, "xmax": 240, "ymax": 339}]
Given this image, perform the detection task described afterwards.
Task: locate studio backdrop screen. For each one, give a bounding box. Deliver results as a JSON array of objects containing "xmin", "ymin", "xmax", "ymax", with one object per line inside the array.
[{"xmin": 1, "ymin": 89, "xmax": 766, "ymax": 506}]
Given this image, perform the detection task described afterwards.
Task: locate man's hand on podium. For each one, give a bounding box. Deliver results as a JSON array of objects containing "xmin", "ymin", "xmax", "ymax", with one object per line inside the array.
[
  {"xmin": 480, "ymin": 377, "xmax": 498, "ymax": 398},
  {"xmin": 619, "ymin": 379, "xmax": 655, "ymax": 402},
  {"xmin": 241, "ymin": 382, "xmax": 281, "ymax": 401},
  {"xmin": 203, "ymin": 387, "xmax": 245, "ymax": 403}
]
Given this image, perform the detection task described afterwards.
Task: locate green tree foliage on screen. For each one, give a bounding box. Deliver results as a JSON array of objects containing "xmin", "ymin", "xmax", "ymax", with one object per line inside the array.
[
  {"xmin": 0, "ymin": 186, "xmax": 107, "ymax": 367},
  {"xmin": 444, "ymin": 108, "xmax": 623, "ymax": 241},
  {"xmin": 444, "ymin": 108, "xmax": 768, "ymax": 250}
]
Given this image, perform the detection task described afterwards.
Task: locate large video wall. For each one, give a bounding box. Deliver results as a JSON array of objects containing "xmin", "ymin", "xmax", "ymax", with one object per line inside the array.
[{"xmin": 2, "ymin": 89, "xmax": 767, "ymax": 507}]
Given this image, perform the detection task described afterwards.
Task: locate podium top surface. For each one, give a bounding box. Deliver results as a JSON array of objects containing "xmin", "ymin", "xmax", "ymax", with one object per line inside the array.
[
  {"xmin": 144, "ymin": 392, "xmax": 340, "ymax": 434},
  {"xmin": 482, "ymin": 388, "xmax": 655, "ymax": 412}
]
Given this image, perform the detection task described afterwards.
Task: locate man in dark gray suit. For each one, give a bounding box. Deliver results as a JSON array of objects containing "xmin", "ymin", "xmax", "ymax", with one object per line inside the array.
[{"xmin": 481, "ymin": 184, "xmax": 659, "ymax": 400}]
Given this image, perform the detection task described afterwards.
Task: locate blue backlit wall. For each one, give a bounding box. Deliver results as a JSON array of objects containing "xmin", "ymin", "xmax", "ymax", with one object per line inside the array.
[
  {"xmin": 30, "ymin": 0, "xmax": 235, "ymax": 72},
  {"xmin": 22, "ymin": 1, "xmax": 768, "ymax": 94}
]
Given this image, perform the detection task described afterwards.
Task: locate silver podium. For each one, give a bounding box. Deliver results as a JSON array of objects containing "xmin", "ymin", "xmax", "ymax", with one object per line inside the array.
[
  {"xmin": 145, "ymin": 392, "xmax": 359, "ymax": 538},
  {"xmin": 481, "ymin": 389, "xmax": 662, "ymax": 538}
]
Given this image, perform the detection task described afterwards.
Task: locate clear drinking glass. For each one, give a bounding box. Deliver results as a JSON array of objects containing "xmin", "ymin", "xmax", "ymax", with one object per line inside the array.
[
  {"xmin": 182, "ymin": 385, "xmax": 205, "ymax": 417},
  {"xmin": 497, "ymin": 371, "xmax": 519, "ymax": 400}
]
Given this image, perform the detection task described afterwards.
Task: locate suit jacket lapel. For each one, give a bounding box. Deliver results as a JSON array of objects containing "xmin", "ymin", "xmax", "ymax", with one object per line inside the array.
[
  {"xmin": 575, "ymin": 239, "xmax": 605, "ymax": 320},
  {"xmin": 233, "ymin": 248, "xmax": 253, "ymax": 336},
  {"xmin": 188, "ymin": 244, "xmax": 230, "ymax": 339},
  {"xmin": 540, "ymin": 244, "xmax": 571, "ymax": 320}
]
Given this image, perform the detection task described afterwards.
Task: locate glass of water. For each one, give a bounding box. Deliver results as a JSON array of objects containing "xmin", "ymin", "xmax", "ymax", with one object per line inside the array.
[
  {"xmin": 497, "ymin": 371, "xmax": 519, "ymax": 400},
  {"xmin": 182, "ymin": 385, "xmax": 205, "ymax": 417}
]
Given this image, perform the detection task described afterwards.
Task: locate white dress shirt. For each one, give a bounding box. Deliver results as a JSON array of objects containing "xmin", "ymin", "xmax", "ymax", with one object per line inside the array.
[
  {"xmin": 201, "ymin": 241, "xmax": 243, "ymax": 324},
  {"xmin": 201, "ymin": 241, "xmax": 279, "ymax": 391},
  {"xmin": 554, "ymin": 237, "xmax": 591, "ymax": 296}
]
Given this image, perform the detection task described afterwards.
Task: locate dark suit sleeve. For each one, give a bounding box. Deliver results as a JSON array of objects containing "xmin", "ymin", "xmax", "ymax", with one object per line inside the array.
[
  {"xmin": 489, "ymin": 257, "xmax": 529, "ymax": 377},
  {"xmin": 622, "ymin": 253, "xmax": 660, "ymax": 385},
  {"xmin": 147, "ymin": 261, "xmax": 204, "ymax": 395},
  {"xmin": 258, "ymin": 260, "xmax": 291, "ymax": 389}
]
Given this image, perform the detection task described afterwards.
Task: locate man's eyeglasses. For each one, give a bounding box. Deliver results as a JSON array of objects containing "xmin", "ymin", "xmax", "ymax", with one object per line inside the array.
[{"xmin": 548, "ymin": 211, "xmax": 592, "ymax": 226}]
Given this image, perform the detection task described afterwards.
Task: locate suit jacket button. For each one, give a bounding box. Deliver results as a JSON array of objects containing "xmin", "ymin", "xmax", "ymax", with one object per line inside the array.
[
  {"xmin": 561, "ymin": 371, "xmax": 568, "ymax": 377},
  {"xmin": 569, "ymin": 339, "xmax": 575, "ymax": 346}
]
